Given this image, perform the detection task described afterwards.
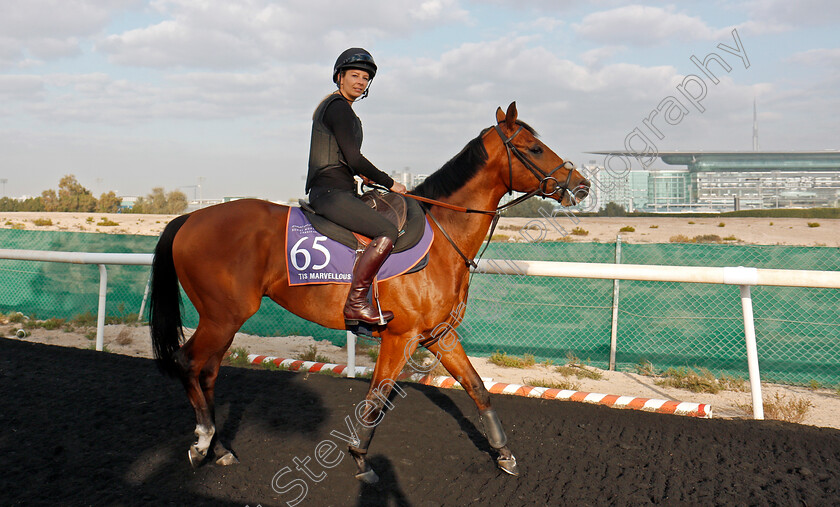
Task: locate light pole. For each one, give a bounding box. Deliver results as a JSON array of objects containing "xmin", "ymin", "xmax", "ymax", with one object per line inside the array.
[{"xmin": 0, "ymin": 178, "xmax": 7, "ymax": 197}]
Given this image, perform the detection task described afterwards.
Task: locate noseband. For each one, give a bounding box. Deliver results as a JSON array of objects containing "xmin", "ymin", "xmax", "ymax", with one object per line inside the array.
[{"xmin": 492, "ymin": 123, "xmax": 578, "ymax": 206}]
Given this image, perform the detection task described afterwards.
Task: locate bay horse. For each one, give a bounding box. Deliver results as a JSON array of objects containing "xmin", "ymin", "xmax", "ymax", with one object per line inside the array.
[{"xmin": 149, "ymin": 102, "xmax": 590, "ymax": 482}]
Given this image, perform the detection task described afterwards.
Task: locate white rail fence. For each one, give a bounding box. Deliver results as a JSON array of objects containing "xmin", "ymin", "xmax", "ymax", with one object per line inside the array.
[{"xmin": 2, "ymin": 248, "xmax": 839, "ymax": 420}]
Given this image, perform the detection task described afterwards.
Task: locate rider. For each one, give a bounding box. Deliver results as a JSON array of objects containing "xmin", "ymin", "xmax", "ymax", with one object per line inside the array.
[{"xmin": 305, "ymin": 48, "xmax": 407, "ymax": 327}]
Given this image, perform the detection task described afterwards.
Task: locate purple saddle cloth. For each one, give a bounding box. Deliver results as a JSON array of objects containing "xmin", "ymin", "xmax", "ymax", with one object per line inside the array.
[{"xmin": 285, "ymin": 207, "xmax": 433, "ymax": 286}]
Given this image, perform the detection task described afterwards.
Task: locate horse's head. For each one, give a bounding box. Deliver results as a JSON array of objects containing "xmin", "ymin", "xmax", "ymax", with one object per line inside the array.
[{"xmin": 487, "ymin": 102, "xmax": 590, "ymax": 207}]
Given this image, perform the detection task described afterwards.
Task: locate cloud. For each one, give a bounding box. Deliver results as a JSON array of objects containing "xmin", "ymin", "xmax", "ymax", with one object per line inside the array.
[
  {"xmin": 744, "ymin": 0, "xmax": 840, "ymax": 28},
  {"xmin": 574, "ymin": 5, "xmax": 731, "ymax": 46},
  {"xmin": 99, "ymin": 0, "xmax": 469, "ymax": 69},
  {"xmin": 0, "ymin": 0, "xmax": 141, "ymax": 67}
]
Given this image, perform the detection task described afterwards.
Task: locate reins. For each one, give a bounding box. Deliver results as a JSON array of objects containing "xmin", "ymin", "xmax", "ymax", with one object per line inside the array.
[{"xmin": 371, "ymin": 122, "xmax": 579, "ymax": 269}]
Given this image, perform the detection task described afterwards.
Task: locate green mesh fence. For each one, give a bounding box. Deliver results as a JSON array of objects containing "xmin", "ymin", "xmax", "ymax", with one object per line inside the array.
[{"xmin": 1, "ymin": 229, "xmax": 838, "ymax": 386}]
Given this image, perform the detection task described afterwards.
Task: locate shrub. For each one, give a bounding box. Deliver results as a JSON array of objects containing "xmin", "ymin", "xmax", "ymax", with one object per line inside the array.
[
  {"xmin": 570, "ymin": 227, "xmax": 589, "ymax": 236},
  {"xmin": 717, "ymin": 222, "xmax": 725, "ymax": 227},
  {"xmin": 619, "ymin": 226, "xmax": 635, "ymax": 232},
  {"xmin": 807, "ymin": 222, "xmax": 820, "ymax": 228},
  {"xmin": 97, "ymin": 218, "xmax": 119, "ymax": 226},
  {"xmin": 523, "ymin": 377, "xmax": 580, "ymax": 391},
  {"xmin": 736, "ymin": 392, "xmax": 813, "ymax": 424},
  {"xmin": 33, "ymin": 218, "xmax": 53, "ymax": 226},
  {"xmin": 488, "ymin": 351, "xmax": 536, "ymax": 368},
  {"xmin": 297, "ymin": 345, "xmax": 332, "ymax": 363},
  {"xmin": 694, "ymin": 234, "xmax": 723, "ymax": 243},
  {"xmin": 669, "ymin": 235, "xmax": 691, "ymax": 243},
  {"xmin": 649, "ymin": 225, "xmax": 658, "ymax": 229}
]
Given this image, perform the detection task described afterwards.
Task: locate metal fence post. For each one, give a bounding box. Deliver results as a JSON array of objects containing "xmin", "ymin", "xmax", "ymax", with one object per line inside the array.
[
  {"xmin": 138, "ymin": 272, "xmax": 151, "ymax": 322},
  {"xmin": 609, "ymin": 235, "xmax": 622, "ymax": 371},
  {"xmin": 740, "ymin": 284, "xmax": 764, "ymax": 419},
  {"xmin": 96, "ymin": 264, "xmax": 108, "ymax": 352},
  {"xmin": 346, "ymin": 330, "xmax": 356, "ymax": 378}
]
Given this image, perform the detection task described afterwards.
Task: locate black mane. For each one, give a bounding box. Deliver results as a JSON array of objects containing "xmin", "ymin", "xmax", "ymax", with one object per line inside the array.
[{"xmin": 411, "ymin": 120, "xmax": 538, "ymax": 200}]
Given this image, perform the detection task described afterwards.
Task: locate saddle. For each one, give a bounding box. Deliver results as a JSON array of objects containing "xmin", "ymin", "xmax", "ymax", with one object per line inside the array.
[{"xmin": 299, "ymin": 190, "xmax": 426, "ymax": 253}]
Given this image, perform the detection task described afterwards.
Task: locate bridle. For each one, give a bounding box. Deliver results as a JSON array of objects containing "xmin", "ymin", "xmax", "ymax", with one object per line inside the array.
[
  {"xmin": 492, "ymin": 122, "xmax": 579, "ymax": 208},
  {"xmin": 396, "ymin": 122, "xmax": 584, "ymax": 269}
]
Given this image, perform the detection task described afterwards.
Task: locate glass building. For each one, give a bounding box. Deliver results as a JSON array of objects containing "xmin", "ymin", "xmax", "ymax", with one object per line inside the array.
[{"xmin": 587, "ymin": 151, "xmax": 840, "ymax": 211}]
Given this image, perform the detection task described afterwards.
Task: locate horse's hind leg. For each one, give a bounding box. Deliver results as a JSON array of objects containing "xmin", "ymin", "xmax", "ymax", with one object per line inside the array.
[
  {"xmin": 199, "ymin": 347, "xmax": 239, "ymax": 465},
  {"xmin": 175, "ymin": 321, "xmax": 239, "ymax": 467},
  {"xmin": 346, "ymin": 335, "xmax": 413, "ymax": 484},
  {"xmin": 426, "ymin": 339, "xmax": 520, "ymax": 476}
]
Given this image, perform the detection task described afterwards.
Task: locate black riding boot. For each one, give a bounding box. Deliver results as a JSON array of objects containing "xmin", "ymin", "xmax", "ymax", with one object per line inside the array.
[{"xmin": 344, "ymin": 236, "xmax": 395, "ymax": 326}]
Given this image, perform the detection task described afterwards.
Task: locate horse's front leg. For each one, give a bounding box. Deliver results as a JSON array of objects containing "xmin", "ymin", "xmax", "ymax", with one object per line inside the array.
[
  {"xmin": 347, "ymin": 335, "xmax": 412, "ymax": 484},
  {"xmin": 426, "ymin": 338, "xmax": 520, "ymax": 476}
]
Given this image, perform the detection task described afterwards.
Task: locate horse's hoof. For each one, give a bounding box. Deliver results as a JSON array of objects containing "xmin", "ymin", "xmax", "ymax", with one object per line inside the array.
[
  {"xmin": 497, "ymin": 455, "xmax": 519, "ymax": 476},
  {"xmin": 355, "ymin": 468, "xmax": 379, "ymax": 484},
  {"xmin": 188, "ymin": 446, "xmax": 207, "ymax": 468},
  {"xmin": 215, "ymin": 452, "xmax": 239, "ymax": 466}
]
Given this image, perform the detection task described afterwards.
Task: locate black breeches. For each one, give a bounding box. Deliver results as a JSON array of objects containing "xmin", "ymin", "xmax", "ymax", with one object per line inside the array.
[{"xmin": 309, "ymin": 188, "xmax": 399, "ymax": 243}]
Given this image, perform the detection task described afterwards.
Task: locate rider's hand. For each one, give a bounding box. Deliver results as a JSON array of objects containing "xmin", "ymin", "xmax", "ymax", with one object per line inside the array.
[{"xmin": 390, "ymin": 182, "xmax": 407, "ymax": 194}]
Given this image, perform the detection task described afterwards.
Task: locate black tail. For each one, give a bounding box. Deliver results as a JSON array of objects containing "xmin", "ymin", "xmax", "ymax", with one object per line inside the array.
[{"xmin": 149, "ymin": 214, "xmax": 191, "ymax": 377}]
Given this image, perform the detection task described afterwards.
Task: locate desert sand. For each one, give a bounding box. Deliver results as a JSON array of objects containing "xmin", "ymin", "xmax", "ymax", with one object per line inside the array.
[{"xmin": 2, "ymin": 211, "xmax": 839, "ymax": 429}]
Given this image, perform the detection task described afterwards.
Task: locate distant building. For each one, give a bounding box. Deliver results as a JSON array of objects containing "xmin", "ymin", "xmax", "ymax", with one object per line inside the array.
[
  {"xmin": 389, "ymin": 169, "xmax": 427, "ymax": 190},
  {"xmin": 587, "ymin": 151, "xmax": 840, "ymax": 212}
]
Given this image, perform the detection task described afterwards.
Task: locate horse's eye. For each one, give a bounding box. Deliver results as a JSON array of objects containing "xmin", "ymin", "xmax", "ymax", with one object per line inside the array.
[{"xmin": 529, "ymin": 146, "xmax": 543, "ymax": 155}]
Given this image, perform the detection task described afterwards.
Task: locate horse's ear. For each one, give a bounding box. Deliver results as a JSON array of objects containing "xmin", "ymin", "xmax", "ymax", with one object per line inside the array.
[
  {"xmin": 495, "ymin": 106, "xmax": 505, "ymax": 124},
  {"xmin": 504, "ymin": 102, "xmax": 518, "ymax": 130}
]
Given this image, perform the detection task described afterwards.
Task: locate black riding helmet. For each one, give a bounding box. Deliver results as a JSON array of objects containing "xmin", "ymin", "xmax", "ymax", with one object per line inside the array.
[{"xmin": 333, "ymin": 47, "xmax": 377, "ymax": 83}]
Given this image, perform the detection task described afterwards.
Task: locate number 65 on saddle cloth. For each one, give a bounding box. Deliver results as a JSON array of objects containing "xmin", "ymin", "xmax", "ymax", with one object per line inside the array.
[{"xmin": 284, "ymin": 205, "xmax": 433, "ymax": 286}]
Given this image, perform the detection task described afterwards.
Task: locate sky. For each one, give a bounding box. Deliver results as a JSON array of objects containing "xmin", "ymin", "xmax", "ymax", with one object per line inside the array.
[{"xmin": 1, "ymin": 0, "xmax": 839, "ymax": 202}]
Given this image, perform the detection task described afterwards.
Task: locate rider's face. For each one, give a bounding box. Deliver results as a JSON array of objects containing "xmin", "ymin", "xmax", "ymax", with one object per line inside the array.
[{"xmin": 339, "ymin": 69, "xmax": 370, "ymax": 101}]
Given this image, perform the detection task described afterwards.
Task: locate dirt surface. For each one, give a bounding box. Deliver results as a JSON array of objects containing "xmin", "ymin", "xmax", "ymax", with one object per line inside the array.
[
  {"xmin": 2, "ymin": 337, "xmax": 839, "ymax": 506},
  {"xmin": 6, "ymin": 323, "xmax": 840, "ymax": 431},
  {"xmin": 2, "ymin": 211, "xmax": 839, "ymax": 247}
]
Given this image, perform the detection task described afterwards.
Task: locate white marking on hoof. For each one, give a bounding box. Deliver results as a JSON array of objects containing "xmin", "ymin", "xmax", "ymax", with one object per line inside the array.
[
  {"xmin": 215, "ymin": 452, "xmax": 239, "ymax": 466},
  {"xmin": 497, "ymin": 455, "xmax": 519, "ymax": 476},
  {"xmin": 188, "ymin": 446, "xmax": 206, "ymax": 468},
  {"xmin": 355, "ymin": 468, "xmax": 379, "ymax": 484}
]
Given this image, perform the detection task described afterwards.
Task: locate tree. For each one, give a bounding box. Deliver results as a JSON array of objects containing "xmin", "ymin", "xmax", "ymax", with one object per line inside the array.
[
  {"xmin": 97, "ymin": 191, "xmax": 121, "ymax": 213},
  {"xmin": 57, "ymin": 174, "xmax": 96, "ymax": 212},
  {"xmin": 501, "ymin": 196, "xmax": 555, "ymax": 218},
  {"xmin": 599, "ymin": 201, "xmax": 626, "ymax": 217},
  {"xmin": 131, "ymin": 187, "xmax": 188, "ymax": 214}
]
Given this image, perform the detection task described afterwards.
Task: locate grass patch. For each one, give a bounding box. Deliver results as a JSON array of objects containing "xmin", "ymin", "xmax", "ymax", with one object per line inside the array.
[
  {"xmin": 570, "ymin": 227, "xmax": 589, "ymax": 236},
  {"xmin": 554, "ymin": 352, "xmax": 602, "ymax": 380},
  {"xmin": 488, "ymin": 351, "xmax": 535, "ymax": 368},
  {"xmin": 227, "ymin": 347, "xmax": 251, "ymax": 367},
  {"xmin": 489, "ymin": 233, "xmax": 510, "ymax": 242},
  {"xmin": 736, "ymin": 392, "xmax": 813, "ymax": 424},
  {"xmin": 297, "ymin": 345, "xmax": 332, "ymax": 363},
  {"xmin": 635, "ymin": 359, "xmax": 656, "ymax": 376},
  {"xmin": 32, "ymin": 218, "xmax": 53, "ymax": 226},
  {"xmin": 654, "ymin": 366, "xmax": 747, "ymax": 394},
  {"xmin": 649, "ymin": 225, "xmax": 658, "ymax": 229},
  {"xmin": 807, "ymin": 222, "xmax": 820, "ymax": 228},
  {"xmin": 619, "ymin": 226, "xmax": 635, "ymax": 232},
  {"xmin": 97, "ymin": 218, "xmax": 119, "ymax": 226},
  {"xmin": 366, "ymin": 346, "xmax": 380, "ymax": 363},
  {"xmin": 523, "ymin": 377, "xmax": 581, "ymax": 391},
  {"xmin": 262, "ymin": 361, "xmax": 289, "ymax": 371},
  {"xmin": 717, "ymin": 222, "xmax": 725, "ymax": 227},
  {"xmin": 722, "ymin": 235, "xmax": 738, "ymax": 241},
  {"xmin": 669, "ymin": 234, "xmax": 724, "ymax": 243}
]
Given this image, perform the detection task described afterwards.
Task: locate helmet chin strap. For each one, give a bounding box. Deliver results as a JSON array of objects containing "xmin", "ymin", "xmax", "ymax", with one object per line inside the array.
[{"xmin": 336, "ymin": 73, "xmax": 372, "ymax": 101}]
